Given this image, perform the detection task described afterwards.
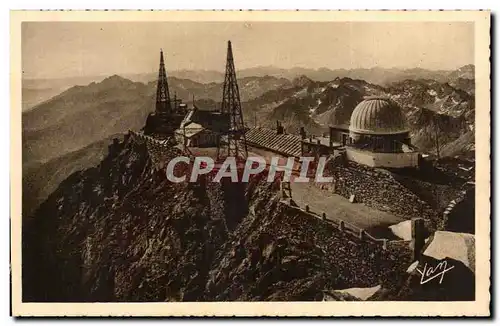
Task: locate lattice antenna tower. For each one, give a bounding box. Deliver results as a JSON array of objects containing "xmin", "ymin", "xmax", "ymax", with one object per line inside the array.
[
  {"xmin": 217, "ymin": 41, "xmax": 248, "ymax": 160},
  {"xmin": 156, "ymin": 49, "xmax": 172, "ymax": 114}
]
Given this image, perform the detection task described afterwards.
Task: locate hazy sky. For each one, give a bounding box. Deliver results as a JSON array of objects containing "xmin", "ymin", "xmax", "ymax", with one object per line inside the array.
[{"xmin": 22, "ymin": 22, "xmax": 474, "ymax": 79}]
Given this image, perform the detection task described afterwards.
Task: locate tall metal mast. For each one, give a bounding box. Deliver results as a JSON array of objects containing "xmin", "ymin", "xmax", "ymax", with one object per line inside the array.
[
  {"xmin": 217, "ymin": 41, "xmax": 248, "ymax": 160},
  {"xmin": 156, "ymin": 49, "xmax": 172, "ymax": 114}
]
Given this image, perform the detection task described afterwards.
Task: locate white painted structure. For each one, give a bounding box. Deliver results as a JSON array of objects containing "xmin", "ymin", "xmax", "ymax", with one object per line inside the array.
[{"xmin": 346, "ymin": 147, "xmax": 420, "ymax": 168}]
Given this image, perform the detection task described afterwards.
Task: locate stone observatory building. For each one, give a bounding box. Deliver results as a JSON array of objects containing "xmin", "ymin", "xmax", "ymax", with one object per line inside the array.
[
  {"xmin": 349, "ymin": 97, "xmax": 410, "ymax": 152},
  {"xmin": 330, "ymin": 96, "xmax": 421, "ymax": 168}
]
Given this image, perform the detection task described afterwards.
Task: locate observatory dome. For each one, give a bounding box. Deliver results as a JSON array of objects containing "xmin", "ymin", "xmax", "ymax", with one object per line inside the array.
[{"xmin": 349, "ymin": 97, "xmax": 409, "ymax": 135}]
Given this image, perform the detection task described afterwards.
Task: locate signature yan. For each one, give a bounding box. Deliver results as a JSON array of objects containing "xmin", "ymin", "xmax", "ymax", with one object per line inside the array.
[{"xmin": 416, "ymin": 260, "xmax": 455, "ymax": 285}]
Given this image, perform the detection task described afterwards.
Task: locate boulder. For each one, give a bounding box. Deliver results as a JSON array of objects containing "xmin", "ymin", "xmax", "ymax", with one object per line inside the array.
[
  {"xmin": 423, "ymin": 231, "xmax": 475, "ymax": 273},
  {"xmin": 389, "ymin": 220, "xmax": 413, "ymax": 241}
]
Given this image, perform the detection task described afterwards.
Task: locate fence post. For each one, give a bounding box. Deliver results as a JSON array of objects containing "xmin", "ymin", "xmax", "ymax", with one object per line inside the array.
[
  {"xmin": 411, "ymin": 218, "xmax": 425, "ymax": 261},
  {"xmin": 382, "ymin": 239, "xmax": 388, "ymax": 251},
  {"xmin": 359, "ymin": 230, "xmax": 365, "ymax": 240}
]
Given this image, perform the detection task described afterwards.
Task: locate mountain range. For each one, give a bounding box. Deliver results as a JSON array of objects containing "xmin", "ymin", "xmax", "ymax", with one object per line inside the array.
[
  {"xmin": 22, "ymin": 65, "xmax": 474, "ymax": 111},
  {"xmin": 158, "ymin": 64, "xmax": 475, "ymax": 86}
]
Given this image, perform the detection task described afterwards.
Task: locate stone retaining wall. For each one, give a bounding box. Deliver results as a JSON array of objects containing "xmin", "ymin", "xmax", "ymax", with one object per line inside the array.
[
  {"xmin": 130, "ymin": 131, "xmax": 182, "ymax": 171},
  {"xmin": 319, "ymin": 158, "xmax": 440, "ymax": 229},
  {"xmin": 441, "ymin": 189, "xmax": 475, "ymax": 233}
]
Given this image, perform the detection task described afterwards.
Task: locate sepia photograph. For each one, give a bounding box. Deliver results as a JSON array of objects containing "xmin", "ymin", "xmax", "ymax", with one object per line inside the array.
[{"xmin": 10, "ymin": 10, "xmax": 490, "ymax": 316}]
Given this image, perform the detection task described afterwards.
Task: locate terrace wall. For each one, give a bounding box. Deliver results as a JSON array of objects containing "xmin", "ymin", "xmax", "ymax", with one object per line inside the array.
[{"xmin": 321, "ymin": 159, "xmax": 440, "ymax": 229}]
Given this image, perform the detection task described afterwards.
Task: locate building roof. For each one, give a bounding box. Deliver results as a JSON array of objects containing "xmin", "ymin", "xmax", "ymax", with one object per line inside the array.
[
  {"xmin": 245, "ymin": 128, "xmax": 302, "ymax": 157},
  {"xmin": 330, "ymin": 124, "xmax": 350, "ymax": 131},
  {"xmin": 349, "ymin": 97, "xmax": 409, "ymax": 135}
]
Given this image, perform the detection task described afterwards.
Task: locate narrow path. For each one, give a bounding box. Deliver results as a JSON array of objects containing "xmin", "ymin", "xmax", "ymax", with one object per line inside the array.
[{"xmin": 290, "ymin": 182, "xmax": 404, "ymax": 230}]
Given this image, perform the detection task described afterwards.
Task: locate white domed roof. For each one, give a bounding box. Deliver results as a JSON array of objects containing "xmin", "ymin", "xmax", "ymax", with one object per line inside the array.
[{"xmin": 349, "ymin": 97, "xmax": 409, "ymax": 135}]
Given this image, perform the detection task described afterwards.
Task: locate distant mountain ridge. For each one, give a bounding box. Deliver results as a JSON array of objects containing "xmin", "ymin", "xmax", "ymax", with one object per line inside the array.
[
  {"xmin": 123, "ymin": 64, "xmax": 475, "ymax": 86},
  {"xmin": 22, "ymin": 65, "xmax": 474, "ymax": 111}
]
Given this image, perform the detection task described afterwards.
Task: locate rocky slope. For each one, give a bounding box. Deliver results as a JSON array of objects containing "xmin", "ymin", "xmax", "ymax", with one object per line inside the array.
[
  {"xmin": 23, "ymin": 134, "xmax": 423, "ymax": 302},
  {"xmin": 386, "ymin": 79, "xmax": 474, "ymax": 155},
  {"xmin": 386, "ymin": 79, "xmax": 474, "ymax": 122},
  {"xmin": 244, "ymin": 76, "xmax": 383, "ymax": 134},
  {"xmin": 22, "ymin": 135, "xmax": 118, "ymax": 218},
  {"xmin": 22, "ymin": 75, "xmax": 154, "ymax": 166}
]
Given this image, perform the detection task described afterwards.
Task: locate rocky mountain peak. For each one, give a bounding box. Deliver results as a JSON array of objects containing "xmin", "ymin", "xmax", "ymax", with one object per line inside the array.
[
  {"xmin": 100, "ymin": 74, "xmax": 135, "ymax": 87},
  {"xmin": 291, "ymin": 75, "xmax": 314, "ymax": 88},
  {"xmin": 449, "ymin": 64, "xmax": 475, "ymax": 80}
]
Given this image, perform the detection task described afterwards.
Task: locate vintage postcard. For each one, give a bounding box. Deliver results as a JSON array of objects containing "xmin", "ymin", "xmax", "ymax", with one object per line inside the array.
[{"xmin": 10, "ymin": 10, "xmax": 490, "ymax": 317}]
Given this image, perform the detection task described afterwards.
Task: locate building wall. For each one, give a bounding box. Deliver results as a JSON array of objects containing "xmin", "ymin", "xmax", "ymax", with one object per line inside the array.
[
  {"xmin": 349, "ymin": 131, "xmax": 410, "ymax": 153},
  {"xmin": 191, "ymin": 109, "xmax": 230, "ymax": 133},
  {"xmin": 329, "ymin": 127, "xmax": 350, "ymax": 145},
  {"xmin": 190, "ymin": 130, "xmax": 217, "ymax": 147},
  {"xmin": 175, "ymin": 130, "xmax": 218, "ymax": 147},
  {"xmin": 346, "ymin": 147, "xmax": 420, "ymax": 168}
]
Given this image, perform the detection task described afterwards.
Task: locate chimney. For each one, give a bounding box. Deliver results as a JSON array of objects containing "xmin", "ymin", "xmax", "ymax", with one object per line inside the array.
[
  {"xmin": 300, "ymin": 127, "xmax": 306, "ymax": 139},
  {"xmin": 276, "ymin": 121, "xmax": 284, "ymax": 135}
]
